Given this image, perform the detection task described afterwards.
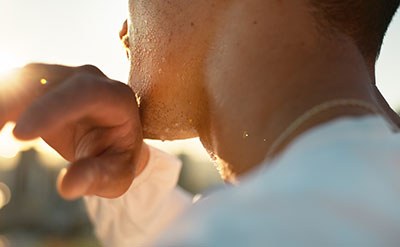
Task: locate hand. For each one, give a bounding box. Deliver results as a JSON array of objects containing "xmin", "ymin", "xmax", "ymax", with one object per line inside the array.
[{"xmin": 0, "ymin": 63, "xmax": 149, "ymax": 200}]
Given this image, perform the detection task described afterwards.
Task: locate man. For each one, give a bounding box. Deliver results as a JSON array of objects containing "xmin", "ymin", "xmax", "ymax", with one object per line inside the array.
[{"xmin": 1, "ymin": 0, "xmax": 400, "ymax": 246}]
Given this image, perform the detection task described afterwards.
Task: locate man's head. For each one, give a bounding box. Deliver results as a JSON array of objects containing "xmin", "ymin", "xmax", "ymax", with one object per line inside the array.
[
  {"xmin": 309, "ymin": 0, "xmax": 400, "ymax": 65},
  {"xmin": 125, "ymin": 0, "xmax": 399, "ymax": 179},
  {"xmin": 125, "ymin": 0, "xmax": 399, "ymax": 142}
]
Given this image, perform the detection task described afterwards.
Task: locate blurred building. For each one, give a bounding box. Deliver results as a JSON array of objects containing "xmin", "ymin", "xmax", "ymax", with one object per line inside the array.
[
  {"xmin": 0, "ymin": 146, "xmax": 223, "ymax": 246},
  {"xmin": 0, "ymin": 149, "xmax": 98, "ymax": 246}
]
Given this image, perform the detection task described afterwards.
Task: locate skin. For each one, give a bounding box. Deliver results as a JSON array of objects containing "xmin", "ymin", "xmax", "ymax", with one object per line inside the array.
[
  {"xmin": 0, "ymin": 0, "xmax": 398, "ymax": 198},
  {"xmin": 0, "ymin": 65, "xmax": 149, "ymax": 199},
  {"xmin": 126, "ymin": 0, "xmax": 399, "ymax": 180}
]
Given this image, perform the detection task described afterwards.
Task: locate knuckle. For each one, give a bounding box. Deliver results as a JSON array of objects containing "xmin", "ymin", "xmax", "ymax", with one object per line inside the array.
[
  {"xmin": 68, "ymin": 73, "xmax": 134, "ymax": 104},
  {"xmin": 23, "ymin": 63, "xmax": 41, "ymax": 70},
  {"xmin": 78, "ymin": 65, "xmax": 106, "ymax": 78},
  {"xmin": 22, "ymin": 63, "xmax": 44, "ymax": 75},
  {"xmin": 71, "ymin": 73, "xmax": 108, "ymax": 97}
]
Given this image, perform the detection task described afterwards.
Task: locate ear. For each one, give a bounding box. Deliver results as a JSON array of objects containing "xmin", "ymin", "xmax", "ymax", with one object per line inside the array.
[
  {"xmin": 119, "ymin": 19, "xmax": 128, "ymax": 40},
  {"xmin": 119, "ymin": 19, "xmax": 130, "ymax": 60}
]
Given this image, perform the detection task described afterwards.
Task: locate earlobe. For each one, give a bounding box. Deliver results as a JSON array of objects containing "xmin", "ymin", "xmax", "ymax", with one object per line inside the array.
[{"xmin": 122, "ymin": 35, "xmax": 131, "ymax": 60}]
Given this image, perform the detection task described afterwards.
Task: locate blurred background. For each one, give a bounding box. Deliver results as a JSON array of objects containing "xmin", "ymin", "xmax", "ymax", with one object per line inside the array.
[{"xmin": 0, "ymin": 0, "xmax": 399, "ymax": 246}]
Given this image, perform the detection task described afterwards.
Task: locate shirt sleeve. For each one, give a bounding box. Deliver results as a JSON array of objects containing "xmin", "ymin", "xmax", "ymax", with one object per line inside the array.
[{"xmin": 84, "ymin": 146, "xmax": 193, "ymax": 247}]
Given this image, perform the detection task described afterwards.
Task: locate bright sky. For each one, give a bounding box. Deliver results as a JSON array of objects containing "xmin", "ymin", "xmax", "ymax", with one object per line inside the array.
[{"xmin": 0, "ymin": 1, "xmax": 399, "ymax": 162}]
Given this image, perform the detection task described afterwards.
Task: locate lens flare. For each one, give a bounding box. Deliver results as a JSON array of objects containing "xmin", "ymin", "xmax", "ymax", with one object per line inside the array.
[{"xmin": 40, "ymin": 78, "xmax": 48, "ymax": 85}]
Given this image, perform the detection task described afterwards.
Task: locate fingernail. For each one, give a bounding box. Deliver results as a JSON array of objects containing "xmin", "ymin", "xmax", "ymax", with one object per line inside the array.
[
  {"xmin": 13, "ymin": 122, "xmax": 27, "ymax": 138},
  {"xmin": 13, "ymin": 121, "xmax": 35, "ymax": 140}
]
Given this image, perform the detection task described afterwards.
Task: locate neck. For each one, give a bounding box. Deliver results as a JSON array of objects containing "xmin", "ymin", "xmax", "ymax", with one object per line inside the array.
[{"xmin": 200, "ymin": 35, "xmax": 383, "ymax": 181}]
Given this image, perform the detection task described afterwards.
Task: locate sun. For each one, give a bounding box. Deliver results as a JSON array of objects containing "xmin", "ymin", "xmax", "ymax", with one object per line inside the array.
[
  {"xmin": 0, "ymin": 123, "xmax": 39, "ymax": 159},
  {"xmin": 0, "ymin": 52, "xmax": 35, "ymax": 160},
  {"xmin": 0, "ymin": 52, "xmax": 61, "ymax": 163},
  {"xmin": 0, "ymin": 123, "xmax": 24, "ymax": 159},
  {"xmin": 0, "ymin": 122, "xmax": 62, "ymax": 165},
  {"xmin": 0, "ymin": 51, "xmax": 24, "ymax": 76}
]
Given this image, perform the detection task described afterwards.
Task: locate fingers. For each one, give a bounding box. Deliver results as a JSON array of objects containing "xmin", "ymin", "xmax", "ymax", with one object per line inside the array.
[
  {"xmin": 0, "ymin": 64, "xmax": 106, "ymax": 128},
  {"xmin": 13, "ymin": 73, "xmax": 137, "ymax": 140},
  {"xmin": 0, "ymin": 121, "xmax": 6, "ymax": 132},
  {"xmin": 57, "ymin": 150, "xmax": 136, "ymax": 200},
  {"xmin": 1, "ymin": 63, "xmax": 144, "ymax": 201},
  {"xmin": 0, "ymin": 100, "xmax": 7, "ymax": 131},
  {"xmin": 20, "ymin": 63, "xmax": 105, "ymax": 88}
]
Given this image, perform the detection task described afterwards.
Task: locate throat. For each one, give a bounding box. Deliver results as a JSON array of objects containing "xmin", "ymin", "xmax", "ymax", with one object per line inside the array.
[{"xmin": 201, "ymin": 33, "xmax": 382, "ymax": 179}]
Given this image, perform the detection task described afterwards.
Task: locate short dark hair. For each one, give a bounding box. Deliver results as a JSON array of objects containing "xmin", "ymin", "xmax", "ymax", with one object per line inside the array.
[{"xmin": 309, "ymin": 0, "xmax": 400, "ymax": 63}]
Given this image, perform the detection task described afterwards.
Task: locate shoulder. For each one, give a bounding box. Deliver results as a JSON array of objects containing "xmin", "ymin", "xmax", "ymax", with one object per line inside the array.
[{"xmin": 156, "ymin": 116, "xmax": 400, "ymax": 246}]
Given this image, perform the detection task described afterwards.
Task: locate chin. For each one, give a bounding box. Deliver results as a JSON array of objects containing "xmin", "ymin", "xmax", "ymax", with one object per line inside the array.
[
  {"xmin": 129, "ymin": 65, "xmax": 205, "ymax": 141},
  {"xmin": 142, "ymin": 124, "xmax": 197, "ymax": 141},
  {"xmin": 139, "ymin": 102, "xmax": 199, "ymax": 141}
]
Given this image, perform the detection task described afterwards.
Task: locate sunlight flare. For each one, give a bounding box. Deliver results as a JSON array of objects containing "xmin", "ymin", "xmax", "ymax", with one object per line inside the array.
[
  {"xmin": 0, "ymin": 51, "xmax": 23, "ymax": 76},
  {"xmin": 0, "ymin": 123, "xmax": 39, "ymax": 159}
]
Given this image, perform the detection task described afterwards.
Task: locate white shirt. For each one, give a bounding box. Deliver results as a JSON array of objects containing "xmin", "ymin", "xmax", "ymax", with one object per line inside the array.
[{"xmin": 85, "ymin": 116, "xmax": 400, "ymax": 246}]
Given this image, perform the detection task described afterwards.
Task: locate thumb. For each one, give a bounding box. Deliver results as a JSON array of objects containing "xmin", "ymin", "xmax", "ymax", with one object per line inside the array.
[{"xmin": 57, "ymin": 153, "xmax": 136, "ymax": 200}]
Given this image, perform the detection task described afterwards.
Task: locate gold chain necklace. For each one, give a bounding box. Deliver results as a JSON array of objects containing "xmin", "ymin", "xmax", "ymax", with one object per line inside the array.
[{"xmin": 266, "ymin": 99, "xmax": 380, "ymax": 158}]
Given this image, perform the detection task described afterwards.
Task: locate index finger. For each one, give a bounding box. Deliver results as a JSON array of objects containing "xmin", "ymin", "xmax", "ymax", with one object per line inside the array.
[
  {"xmin": 0, "ymin": 63, "xmax": 105, "ymax": 126},
  {"xmin": 20, "ymin": 63, "xmax": 106, "ymax": 87}
]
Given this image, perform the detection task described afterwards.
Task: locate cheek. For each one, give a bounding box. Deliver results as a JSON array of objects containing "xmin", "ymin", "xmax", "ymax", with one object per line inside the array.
[
  {"xmin": 127, "ymin": 12, "xmax": 179, "ymax": 92},
  {"xmin": 127, "ymin": 35, "xmax": 203, "ymax": 140},
  {"xmin": 128, "ymin": 8, "xmax": 207, "ymax": 106},
  {"xmin": 131, "ymin": 57, "xmax": 208, "ymax": 140},
  {"xmin": 126, "ymin": 1, "xmax": 221, "ymax": 140},
  {"xmin": 128, "ymin": 0, "xmax": 213, "ymax": 86}
]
